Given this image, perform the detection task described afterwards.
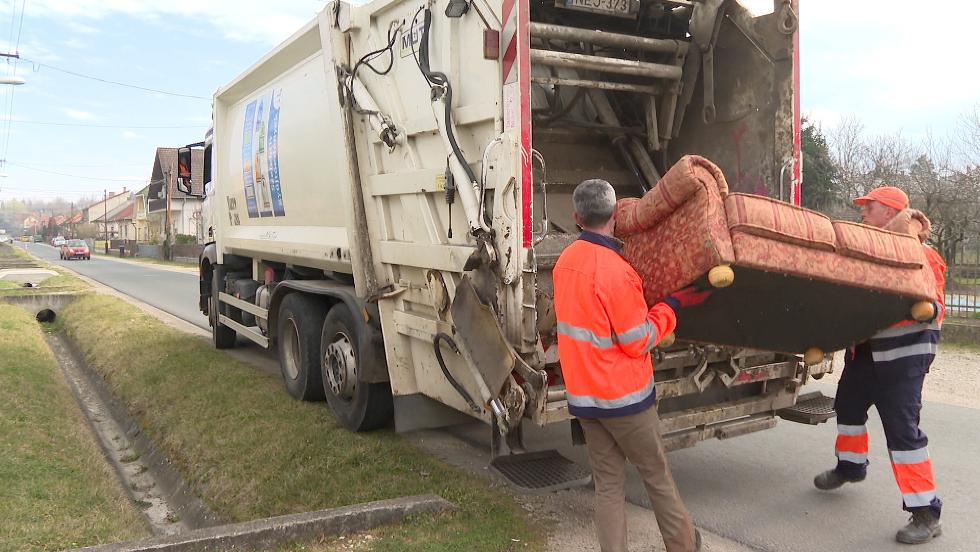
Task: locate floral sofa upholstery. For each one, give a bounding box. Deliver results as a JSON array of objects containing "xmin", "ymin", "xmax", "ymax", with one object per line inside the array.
[{"xmin": 614, "ymin": 155, "xmax": 937, "ymax": 355}]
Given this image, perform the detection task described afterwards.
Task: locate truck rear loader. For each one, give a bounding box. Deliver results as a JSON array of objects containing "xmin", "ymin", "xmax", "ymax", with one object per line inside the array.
[{"xmin": 178, "ymin": 0, "xmax": 831, "ymax": 487}]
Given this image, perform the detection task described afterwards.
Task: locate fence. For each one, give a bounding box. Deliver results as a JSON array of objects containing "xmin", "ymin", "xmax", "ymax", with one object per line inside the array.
[{"xmin": 946, "ymin": 265, "xmax": 980, "ymax": 319}]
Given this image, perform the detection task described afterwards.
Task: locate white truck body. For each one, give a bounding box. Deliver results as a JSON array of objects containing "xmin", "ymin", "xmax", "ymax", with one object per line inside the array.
[{"xmin": 191, "ymin": 0, "xmax": 829, "ymax": 462}]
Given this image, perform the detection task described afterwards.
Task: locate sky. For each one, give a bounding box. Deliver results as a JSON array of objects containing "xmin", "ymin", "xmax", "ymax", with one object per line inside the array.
[{"xmin": 0, "ymin": 0, "xmax": 977, "ymax": 204}]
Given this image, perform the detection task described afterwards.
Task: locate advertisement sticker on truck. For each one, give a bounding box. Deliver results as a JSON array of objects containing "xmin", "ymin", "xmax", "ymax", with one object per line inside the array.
[
  {"xmin": 242, "ymin": 102, "xmax": 259, "ymax": 218},
  {"xmin": 242, "ymin": 88, "xmax": 285, "ymax": 218}
]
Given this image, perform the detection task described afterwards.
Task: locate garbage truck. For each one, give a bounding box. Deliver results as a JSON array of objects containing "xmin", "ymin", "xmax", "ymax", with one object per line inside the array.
[{"xmin": 178, "ymin": 0, "xmax": 830, "ymax": 486}]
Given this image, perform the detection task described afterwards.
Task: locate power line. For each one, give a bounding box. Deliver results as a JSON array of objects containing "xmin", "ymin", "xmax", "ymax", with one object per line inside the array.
[
  {"xmin": 12, "ymin": 160, "xmax": 149, "ymax": 168},
  {"xmin": 7, "ymin": 162, "xmax": 148, "ymax": 181},
  {"xmin": 21, "ymin": 57, "xmax": 211, "ymax": 100},
  {"xmin": 1, "ymin": 0, "xmax": 26, "ymax": 171},
  {"xmin": 14, "ymin": 0, "xmax": 25, "ymax": 53},
  {"xmin": 7, "ymin": 119, "xmax": 206, "ymax": 129}
]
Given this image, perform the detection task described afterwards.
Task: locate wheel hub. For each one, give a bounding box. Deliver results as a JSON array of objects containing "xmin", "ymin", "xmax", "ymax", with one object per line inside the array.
[
  {"xmin": 282, "ymin": 319, "xmax": 301, "ymax": 381},
  {"xmin": 325, "ymin": 332, "xmax": 356, "ymax": 400}
]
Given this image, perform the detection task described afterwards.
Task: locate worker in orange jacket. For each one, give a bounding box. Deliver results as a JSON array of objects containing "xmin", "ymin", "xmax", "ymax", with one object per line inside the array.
[
  {"xmin": 814, "ymin": 186, "xmax": 946, "ymax": 544},
  {"xmin": 553, "ymin": 179, "xmax": 710, "ymax": 552}
]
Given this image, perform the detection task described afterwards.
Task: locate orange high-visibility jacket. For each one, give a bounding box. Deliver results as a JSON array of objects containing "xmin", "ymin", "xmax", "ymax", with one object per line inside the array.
[
  {"xmin": 553, "ymin": 232, "xmax": 677, "ymax": 418},
  {"xmin": 867, "ymin": 244, "xmax": 947, "ymax": 377}
]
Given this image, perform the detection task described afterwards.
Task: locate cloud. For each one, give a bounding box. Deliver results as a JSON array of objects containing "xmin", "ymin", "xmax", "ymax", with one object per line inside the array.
[
  {"xmin": 121, "ymin": 130, "xmax": 141, "ymax": 140},
  {"xmin": 62, "ymin": 38, "xmax": 87, "ymax": 49},
  {"xmin": 27, "ymin": 0, "xmax": 326, "ymax": 46},
  {"xmin": 62, "ymin": 108, "xmax": 97, "ymax": 121},
  {"xmin": 67, "ymin": 21, "xmax": 99, "ymax": 34},
  {"xmin": 804, "ymin": 108, "xmax": 843, "ymax": 129}
]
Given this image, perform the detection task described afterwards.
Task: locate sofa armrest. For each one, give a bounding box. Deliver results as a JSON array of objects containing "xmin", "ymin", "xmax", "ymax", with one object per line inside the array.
[{"xmin": 615, "ymin": 155, "xmax": 729, "ymax": 236}]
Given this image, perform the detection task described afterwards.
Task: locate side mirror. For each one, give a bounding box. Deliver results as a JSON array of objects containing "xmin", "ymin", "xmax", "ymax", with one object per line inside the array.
[{"xmin": 176, "ymin": 147, "xmax": 193, "ymax": 195}]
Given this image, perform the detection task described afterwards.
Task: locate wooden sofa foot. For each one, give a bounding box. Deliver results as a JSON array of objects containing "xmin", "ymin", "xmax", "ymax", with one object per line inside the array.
[
  {"xmin": 803, "ymin": 347, "xmax": 824, "ymax": 366},
  {"xmin": 911, "ymin": 300, "xmax": 935, "ymax": 322},
  {"xmin": 708, "ymin": 265, "xmax": 735, "ymax": 288}
]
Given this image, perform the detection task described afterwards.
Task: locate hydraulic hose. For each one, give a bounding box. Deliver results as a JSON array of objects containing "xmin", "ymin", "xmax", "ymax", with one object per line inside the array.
[
  {"xmin": 433, "ymin": 332, "xmax": 481, "ymax": 412},
  {"xmin": 418, "ymin": 8, "xmax": 480, "ymax": 189}
]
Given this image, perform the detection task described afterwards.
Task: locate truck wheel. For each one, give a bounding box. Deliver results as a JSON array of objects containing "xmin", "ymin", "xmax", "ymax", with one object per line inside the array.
[
  {"xmin": 320, "ymin": 305, "xmax": 392, "ymax": 431},
  {"xmin": 210, "ymin": 271, "xmax": 236, "ymax": 349},
  {"xmin": 277, "ymin": 293, "xmax": 327, "ymax": 401}
]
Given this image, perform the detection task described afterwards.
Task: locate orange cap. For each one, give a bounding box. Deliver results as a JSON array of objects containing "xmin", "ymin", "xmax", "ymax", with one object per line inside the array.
[{"xmin": 853, "ymin": 186, "xmax": 909, "ymax": 211}]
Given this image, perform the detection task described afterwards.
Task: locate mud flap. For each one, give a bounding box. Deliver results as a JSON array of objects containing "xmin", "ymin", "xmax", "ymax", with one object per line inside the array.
[{"xmin": 448, "ymin": 275, "xmax": 518, "ymax": 408}]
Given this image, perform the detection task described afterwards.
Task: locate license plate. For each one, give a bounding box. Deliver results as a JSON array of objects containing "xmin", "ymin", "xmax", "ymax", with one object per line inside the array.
[{"xmin": 558, "ymin": 0, "xmax": 638, "ymax": 18}]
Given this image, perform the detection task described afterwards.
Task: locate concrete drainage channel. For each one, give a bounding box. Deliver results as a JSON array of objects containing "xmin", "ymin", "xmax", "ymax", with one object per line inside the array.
[
  {"xmin": 45, "ymin": 331, "xmax": 216, "ymax": 535},
  {"xmin": 2, "ymin": 292, "xmax": 454, "ymax": 551}
]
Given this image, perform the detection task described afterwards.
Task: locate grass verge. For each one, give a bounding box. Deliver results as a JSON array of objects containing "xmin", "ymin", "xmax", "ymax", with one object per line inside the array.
[
  {"xmin": 93, "ymin": 251, "xmax": 197, "ymax": 270},
  {"xmin": 0, "ymin": 303, "xmax": 147, "ymax": 551},
  {"xmin": 0, "ymin": 244, "xmax": 89, "ymax": 296},
  {"xmin": 61, "ymin": 294, "xmax": 545, "ymax": 551}
]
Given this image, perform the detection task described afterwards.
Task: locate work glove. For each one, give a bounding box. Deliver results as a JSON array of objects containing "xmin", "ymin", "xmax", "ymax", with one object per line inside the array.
[{"xmin": 663, "ymin": 286, "xmax": 712, "ymax": 312}]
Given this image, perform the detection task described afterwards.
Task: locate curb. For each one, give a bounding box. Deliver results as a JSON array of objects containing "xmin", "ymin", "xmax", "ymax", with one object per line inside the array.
[
  {"xmin": 941, "ymin": 320, "xmax": 980, "ymax": 346},
  {"xmin": 92, "ymin": 252, "xmax": 199, "ymax": 275},
  {"xmin": 69, "ymin": 494, "xmax": 455, "ymax": 552}
]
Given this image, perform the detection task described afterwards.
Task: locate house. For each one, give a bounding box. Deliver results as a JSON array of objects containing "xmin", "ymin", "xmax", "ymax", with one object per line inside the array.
[
  {"xmin": 22, "ymin": 215, "xmax": 37, "ymax": 231},
  {"xmin": 146, "ymin": 147, "xmax": 204, "ymax": 243},
  {"xmin": 102, "ymin": 197, "xmax": 149, "ymax": 241},
  {"xmin": 83, "ymin": 189, "xmax": 133, "ymax": 239}
]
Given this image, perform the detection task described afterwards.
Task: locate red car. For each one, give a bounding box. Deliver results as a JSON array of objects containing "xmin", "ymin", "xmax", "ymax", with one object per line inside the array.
[{"xmin": 60, "ymin": 239, "xmax": 91, "ymax": 260}]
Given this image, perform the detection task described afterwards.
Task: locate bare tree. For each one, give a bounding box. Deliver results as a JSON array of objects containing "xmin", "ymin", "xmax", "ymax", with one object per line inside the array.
[{"xmin": 958, "ymin": 106, "xmax": 980, "ymax": 166}]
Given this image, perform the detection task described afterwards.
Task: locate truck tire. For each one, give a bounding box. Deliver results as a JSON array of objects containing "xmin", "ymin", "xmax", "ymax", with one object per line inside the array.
[
  {"xmin": 320, "ymin": 305, "xmax": 392, "ymax": 431},
  {"xmin": 277, "ymin": 293, "xmax": 327, "ymax": 401},
  {"xmin": 210, "ymin": 271, "xmax": 236, "ymax": 349}
]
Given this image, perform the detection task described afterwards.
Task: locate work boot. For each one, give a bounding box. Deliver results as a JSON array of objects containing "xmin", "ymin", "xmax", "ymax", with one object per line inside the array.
[
  {"xmin": 896, "ymin": 509, "xmax": 942, "ymax": 544},
  {"xmin": 813, "ymin": 469, "xmax": 865, "ymax": 490}
]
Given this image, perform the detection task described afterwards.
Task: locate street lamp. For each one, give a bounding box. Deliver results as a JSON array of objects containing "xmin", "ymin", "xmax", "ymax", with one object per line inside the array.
[{"xmin": 0, "ymin": 75, "xmax": 25, "ymax": 85}]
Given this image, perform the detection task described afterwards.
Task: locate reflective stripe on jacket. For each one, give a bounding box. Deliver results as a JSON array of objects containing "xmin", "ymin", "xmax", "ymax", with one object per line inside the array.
[
  {"xmin": 868, "ymin": 245, "xmax": 946, "ymax": 375},
  {"xmin": 553, "ymin": 231, "xmax": 677, "ymax": 418}
]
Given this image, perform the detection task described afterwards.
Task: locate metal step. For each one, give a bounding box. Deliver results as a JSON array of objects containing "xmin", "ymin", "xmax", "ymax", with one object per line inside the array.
[
  {"xmin": 491, "ymin": 450, "xmax": 592, "ymax": 493},
  {"xmin": 777, "ymin": 391, "xmax": 836, "ymax": 425}
]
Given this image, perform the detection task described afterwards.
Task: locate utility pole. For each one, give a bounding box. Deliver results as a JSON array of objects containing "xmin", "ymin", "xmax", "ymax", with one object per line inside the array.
[
  {"xmin": 103, "ymin": 190, "xmax": 108, "ymax": 254},
  {"xmin": 70, "ymin": 202, "xmax": 74, "ymax": 239},
  {"xmin": 164, "ymin": 169, "xmax": 173, "ymax": 261}
]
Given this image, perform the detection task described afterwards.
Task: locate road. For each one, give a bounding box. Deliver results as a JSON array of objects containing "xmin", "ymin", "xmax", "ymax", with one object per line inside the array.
[
  {"xmin": 21, "ymin": 241, "xmax": 979, "ymax": 551},
  {"xmin": 22, "ymin": 242, "xmax": 208, "ymax": 330}
]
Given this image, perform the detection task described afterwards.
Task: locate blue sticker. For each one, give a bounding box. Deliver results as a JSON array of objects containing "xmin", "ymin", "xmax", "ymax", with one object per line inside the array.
[
  {"xmin": 268, "ymin": 89, "xmax": 285, "ymax": 216},
  {"xmin": 243, "ymin": 89, "xmax": 285, "ymax": 218},
  {"xmin": 242, "ymin": 101, "xmax": 259, "ymax": 218}
]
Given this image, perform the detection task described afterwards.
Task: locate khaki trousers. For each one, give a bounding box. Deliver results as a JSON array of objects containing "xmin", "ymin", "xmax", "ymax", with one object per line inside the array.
[{"xmin": 579, "ymin": 406, "xmax": 696, "ymax": 552}]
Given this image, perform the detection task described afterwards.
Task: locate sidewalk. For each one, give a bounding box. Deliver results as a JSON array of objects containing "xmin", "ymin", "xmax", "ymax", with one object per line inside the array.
[{"xmin": 93, "ymin": 252, "xmax": 198, "ymax": 275}]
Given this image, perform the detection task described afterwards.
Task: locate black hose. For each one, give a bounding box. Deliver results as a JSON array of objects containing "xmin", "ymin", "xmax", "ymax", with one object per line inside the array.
[
  {"xmin": 433, "ymin": 332, "xmax": 480, "ymax": 412},
  {"xmin": 418, "ymin": 8, "xmax": 480, "ymax": 189}
]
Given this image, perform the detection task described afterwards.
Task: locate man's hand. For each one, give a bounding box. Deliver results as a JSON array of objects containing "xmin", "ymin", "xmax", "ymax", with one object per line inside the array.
[{"xmin": 664, "ymin": 286, "xmax": 713, "ymax": 311}]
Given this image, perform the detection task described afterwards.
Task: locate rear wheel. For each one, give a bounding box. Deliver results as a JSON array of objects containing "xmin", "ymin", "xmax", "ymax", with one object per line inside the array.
[
  {"xmin": 210, "ymin": 270, "xmax": 236, "ymax": 349},
  {"xmin": 321, "ymin": 305, "xmax": 392, "ymax": 431},
  {"xmin": 277, "ymin": 293, "xmax": 327, "ymax": 401}
]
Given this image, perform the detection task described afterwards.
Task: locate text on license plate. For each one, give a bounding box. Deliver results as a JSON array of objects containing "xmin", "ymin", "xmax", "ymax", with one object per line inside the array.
[{"xmin": 564, "ymin": 0, "xmax": 632, "ymax": 15}]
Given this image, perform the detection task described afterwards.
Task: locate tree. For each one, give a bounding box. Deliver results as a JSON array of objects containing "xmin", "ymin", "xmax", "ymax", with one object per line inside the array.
[{"xmin": 800, "ymin": 119, "xmax": 840, "ymax": 212}]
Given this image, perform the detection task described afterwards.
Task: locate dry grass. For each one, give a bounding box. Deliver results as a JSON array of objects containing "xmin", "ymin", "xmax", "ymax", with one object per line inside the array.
[
  {"xmin": 60, "ymin": 294, "xmax": 544, "ymax": 552},
  {"xmin": 0, "ymin": 303, "xmax": 146, "ymax": 551}
]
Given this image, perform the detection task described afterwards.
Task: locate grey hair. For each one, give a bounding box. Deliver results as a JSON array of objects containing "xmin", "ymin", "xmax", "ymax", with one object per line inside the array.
[{"xmin": 573, "ymin": 179, "xmax": 617, "ymax": 228}]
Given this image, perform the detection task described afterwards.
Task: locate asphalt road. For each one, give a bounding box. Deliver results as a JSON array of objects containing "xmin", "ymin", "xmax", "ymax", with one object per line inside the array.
[
  {"xmin": 22, "ymin": 242, "xmax": 209, "ymax": 329},
  {"xmin": 21, "ymin": 241, "xmax": 979, "ymax": 551}
]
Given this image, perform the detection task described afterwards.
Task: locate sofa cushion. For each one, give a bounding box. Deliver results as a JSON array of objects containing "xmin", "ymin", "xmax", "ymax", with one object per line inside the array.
[
  {"xmin": 725, "ymin": 193, "xmax": 836, "ymax": 252},
  {"xmin": 833, "ymin": 221, "xmax": 924, "ymax": 269}
]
